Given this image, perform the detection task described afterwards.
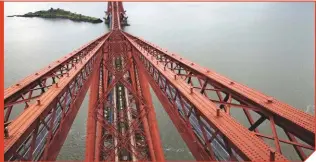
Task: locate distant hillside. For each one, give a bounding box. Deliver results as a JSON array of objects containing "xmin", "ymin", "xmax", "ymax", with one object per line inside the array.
[{"xmin": 7, "ymin": 8, "xmax": 103, "ymax": 24}]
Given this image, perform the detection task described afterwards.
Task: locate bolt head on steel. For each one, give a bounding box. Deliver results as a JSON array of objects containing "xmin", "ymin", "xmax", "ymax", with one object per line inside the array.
[
  {"xmin": 216, "ymin": 108, "xmax": 220, "ymax": 117},
  {"xmin": 230, "ymin": 81, "xmax": 234, "ymax": 85},
  {"xmin": 37, "ymin": 99, "xmax": 41, "ymax": 105},
  {"xmin": 16, "ymin": 83, "xmax": 20, "ymax": 86},
  {"xmin": 191, "ymin": 63, "xmax": 194, "ymax": 66},
  {"xmin": 4, "ymin": 127, "xmax": 9, "ymax": 138},
  {"xmin": 269, "ymin": 148, "xmax": 276, "ymax": 161},
  {"xmin": 267, "ymin": 97, "xmax": 274, "ymax": 103},
  {"xmin": 35, "ymin": 72, "xmax": 39, "ymax": 75}
]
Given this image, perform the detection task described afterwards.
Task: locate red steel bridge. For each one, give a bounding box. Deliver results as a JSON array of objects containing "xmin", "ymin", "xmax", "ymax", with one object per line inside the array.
[{"xmin": 3, "ymin": 2, "xmax": 315, "ymax": 161}]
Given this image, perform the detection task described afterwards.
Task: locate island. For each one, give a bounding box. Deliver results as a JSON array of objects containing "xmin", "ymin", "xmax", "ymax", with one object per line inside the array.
[{"xmin": 7, "ymin": 8, "xmax": 103, "ymax": 24}]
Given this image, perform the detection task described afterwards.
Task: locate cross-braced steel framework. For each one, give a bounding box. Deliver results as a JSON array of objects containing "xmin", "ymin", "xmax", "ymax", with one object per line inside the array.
[{"xmin": 4, "ymin": 2, "xmax": 315, "ymax": 161}]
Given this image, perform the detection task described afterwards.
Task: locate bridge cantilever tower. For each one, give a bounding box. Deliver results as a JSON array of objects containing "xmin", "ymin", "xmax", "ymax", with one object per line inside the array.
[
  {"xmin": 105, "ymin": 2, "xmax": 128, "ymax": 28},
  {"xmin": 4, "ymin": 2, "xmax": 315, "ymax": 161}
]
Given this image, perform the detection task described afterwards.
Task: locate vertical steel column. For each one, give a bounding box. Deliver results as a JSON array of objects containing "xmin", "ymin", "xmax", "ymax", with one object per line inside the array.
[
  {"xmin": 85, "ymin": 62, "xmax": 101, "ymax": 161},
  {"xmin": 137, "ymin": 65, "xmax": 165, "ymax": 162}
]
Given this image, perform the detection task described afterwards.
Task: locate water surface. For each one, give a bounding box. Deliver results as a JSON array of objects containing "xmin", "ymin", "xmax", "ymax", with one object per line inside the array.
[{"xmin": 4, "ymin": 2, "xmax": 314, "ymax": 160}]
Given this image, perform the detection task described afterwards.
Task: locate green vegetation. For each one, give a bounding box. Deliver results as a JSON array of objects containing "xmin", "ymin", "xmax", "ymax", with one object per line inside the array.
[{"xmin": 8, "ymin": 8, "xmax": 103, "ymax": 23}]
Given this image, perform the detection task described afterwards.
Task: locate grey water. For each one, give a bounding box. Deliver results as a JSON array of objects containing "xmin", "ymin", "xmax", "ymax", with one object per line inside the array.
[{"xmin": 4, "ymin": 2, "xmax": 314, "ymax": 160}]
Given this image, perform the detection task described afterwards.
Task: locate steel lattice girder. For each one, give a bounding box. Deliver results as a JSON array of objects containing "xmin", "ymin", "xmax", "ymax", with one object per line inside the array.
[
  {"xmin": 85, "ymin": 31, "xmax": 164, "ymax": 161},
  {"xmin": 123, "ymin": 31, "xmax": 315, "ymax": 161},
  {"xmin": 129, "ymin": 50, "xmax": 159, "ymax": 161},
  {"xmin": 4, "ymin": 1, "xmax": 314, "ymax": 161},
  {"xmin": 95, "ymin": 54, "xmax": 109, "ymax": 161},
  {"xmin": 123, "ymin": 32, "xmax": 290, "ymax": 161},
  {"xmin": 133, "ymin": 51, "xmax": 213, "ymax": 161},
  {"xmin": 110, "ymin": 1, "xmax": 121, "ymax": 30},
  {"xmin": 4, "ymin": 35, "xmax": 108, "ymax": 161},
  {"xmin": 4, "ymin": 33, "xmax": 110, "ymax": 124}
]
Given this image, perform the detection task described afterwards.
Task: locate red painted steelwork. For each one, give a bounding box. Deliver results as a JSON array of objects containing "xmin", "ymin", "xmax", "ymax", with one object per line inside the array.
[
  {"xmin": 4, "ymin": 33, "xmax": 109, "ymax": 123},
  {"xmin": 4, "ymin": 2, "xmax": 314, "ymax": 161},
  {"xmin": 85, "ymin": 59, "xmax": 101, "ymax": 161},
  {"xmin": 84, "ymin": 31, "xmax": 162, "ymax": 161},
  {"xmin": 128, "ymin": 51, "xmax": 157, "ymax": 161},
  {"xmin": 123, "ymin": 31, "xmax": 315, "ymax": 161},
  {"xmin": 133, "ymin": 50, "xmax": 212, "ymax": 161},
  {"xmin": 4, "ymin": 34, "xmax": 108, "ymax": 161},
  {"xmin": 95, "ymin": 54, "xmax": 109, "ymax": 162},
  {"xmin": 107, "ymin": 2, "xmax": 112, "ymax": 15},
  {"xmin": 124, "ymin": 32, "xmax": 289, "ymax": 161},
  {"xmin": 118, "ymin": 2, "xmax": 124, "ymax": 14},
  {"xmin": 137, "ymin": 59, "xmax": 165, "ymax": 162},
  {"xmin": 111, "ymin": 1, "xmax": 121, "ymax": 30}
]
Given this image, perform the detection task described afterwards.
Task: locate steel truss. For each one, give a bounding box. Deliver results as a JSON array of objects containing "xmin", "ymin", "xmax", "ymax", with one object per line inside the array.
[
  {"xmin": 4, "ymin": 33, "xmax": 109, "ymax": 160},
  {"xmin": 123, "ymin": 31, "xmax": 315, "ymax": 161},
  {"xmin": 85, "ymin": 30, "xmax": 164, "ymax": 161},
  {"xmin": 4, "ymin": 1, "xmax": 314, "ymax": 162}
]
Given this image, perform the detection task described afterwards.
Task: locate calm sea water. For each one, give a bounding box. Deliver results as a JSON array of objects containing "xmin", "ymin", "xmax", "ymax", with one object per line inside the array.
[{"xmin": 4, "ymin": 2, "xmax": 314, "ymax": 160}]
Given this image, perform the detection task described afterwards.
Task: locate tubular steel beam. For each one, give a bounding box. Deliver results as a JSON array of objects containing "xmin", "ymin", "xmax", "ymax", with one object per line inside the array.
[
  {"xmin": 123, "ymin": 31, "xmax": 315, "ymax": 160},
  {"xmin": 111, "ymin": 1, "xmax": 121, "ymax": 30},
  {"xmin": 128, "ymin": 51, "xmax": 157, "ymax": 161},
  {"xmin": 85, "ymin": 60, "xmax": 101, "ymax": 161},
  {"xmin": 95, "ymin": 58, "xmax": 109, "ymax": 162},
  {"xmin": 124, "ymin": 32, "xmax": 288, "ymax": 161},
  {"xmin": 91, "ymin": 31, "xmax": 158, "ymax": 161},
  {"xmin": 135, "ymin": 55, "xmax": 213, "ymax": 161},
  {"xmin": 117, "ymin": 2, "xmax": 124, "ymax": 14},
  {"xmin": 4, "ymin": 34, "xmax": 108, "ymax": 161},
  {"xmin": 5, "ymin": 1, "xmax": 313, "ymax": 161},
  {"xmin": 136, "ymin": 59, "xmax": 165, "ymax": 162}
]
